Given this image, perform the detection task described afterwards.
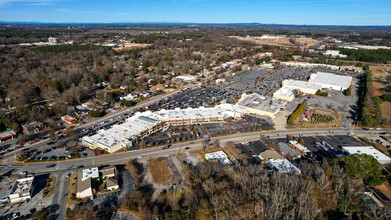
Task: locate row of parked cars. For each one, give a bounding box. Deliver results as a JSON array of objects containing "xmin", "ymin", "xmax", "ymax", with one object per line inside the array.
[{"xmin": 76, "ymin": 113, "xmax": 135, "ymax": 138}]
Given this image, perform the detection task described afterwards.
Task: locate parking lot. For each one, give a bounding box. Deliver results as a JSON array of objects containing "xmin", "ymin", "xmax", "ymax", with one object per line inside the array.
[
  {"xmin": 221, "ymin": 66, "xmax": 334, "ymax": 97},
  {"xmin": 148, "ymin": 87, "xmax": 235, "ymax": 111},
  {"xmin": 19, "ymin": 142, "xmax": 94, "ymax": 163},
  {"xmin": 0, "ymin": 174, "xmax": 53, "ymax": 219}
]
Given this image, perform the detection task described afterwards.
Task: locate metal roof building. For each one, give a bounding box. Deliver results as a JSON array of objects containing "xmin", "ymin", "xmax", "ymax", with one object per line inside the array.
[
  {"xmin": 309, "ymin": 72, "xmax": 353, "ymax": 91},
  {"xmin": 342, "ymin": 146, "xmax": 391, "ymax": 164}
]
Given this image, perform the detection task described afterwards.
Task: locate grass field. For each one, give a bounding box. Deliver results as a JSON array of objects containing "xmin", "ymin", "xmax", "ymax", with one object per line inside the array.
[
  {"xmin": 148, "ymin": 158, "xmax": 172, "ymax": 184},
  {"xmin": 66, "ymin": 172, "xmax": 85, "ymax": 208}
]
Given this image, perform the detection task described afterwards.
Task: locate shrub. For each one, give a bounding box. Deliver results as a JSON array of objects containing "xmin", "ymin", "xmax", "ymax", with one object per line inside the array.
[
  {"xmin": 89, "ymin": 110, "xmax": 105, "ymax": 117},
  {"xmin": 345, "ymin": 86, "xmax": 352, "ymax": 96},
  {"xmin": 315, "ymin": 89, "xmax": 328, "ymax": 97},
  {"xmin": 287, "ymin": 101, "xmax": 306, "ymax": 124}
]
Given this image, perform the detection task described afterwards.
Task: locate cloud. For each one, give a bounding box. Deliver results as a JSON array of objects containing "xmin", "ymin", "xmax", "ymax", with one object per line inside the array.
[{"xmin": 0, "ymin": 0, "xmax": 58, "ymax": 7}]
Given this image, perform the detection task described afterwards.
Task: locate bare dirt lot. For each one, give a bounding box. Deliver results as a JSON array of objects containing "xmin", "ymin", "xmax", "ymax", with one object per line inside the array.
[
  {"xmin": 231, "ymin": 36, "xmax": 319, "ymax": 48},
  {"xmin": 147, "ymin": 158, "xmax": 172, "ymax": 184},
  {"xmin": 370, "ymin": 65, "xmax": 389, "ymax": 79},
  {"xmin": 381, "ymin": 102, "xmax": 391, "ymax": 118},
  {"xmin": 372, "ymin": 81, "xmax": 385, "ymax": 97}
]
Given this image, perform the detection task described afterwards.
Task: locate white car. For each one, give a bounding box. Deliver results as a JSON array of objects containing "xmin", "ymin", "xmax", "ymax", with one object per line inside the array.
[
  {"xmin": 137, "ymin": 155, "xmax": 143, "ymax": 159},
  {"xmin": 19, "ymin": 171, "xmax": 27, "ymax": 175}
]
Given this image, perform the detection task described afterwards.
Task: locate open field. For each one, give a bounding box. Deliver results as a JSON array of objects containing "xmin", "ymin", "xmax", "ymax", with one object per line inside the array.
[
  {"xmin": 113, "ymin": 43, "xmax": 151, "ymax": 51},
  {"xmin": 369, "ymin": 65, "xmax": 389, "ymax": 79},
  {"xmin": 148, "ymin": 158, "xmax": 172, "ymax": 184},
  {"xmin": 288, "ymin": 109, "xmax": 343, "ymax": 129},
  {"xmin": 231, "ymin": 36, "xmax": 319, "ymax": 48},
  {"xmin": 381, "ymin": 102, "xmax": 391, "ymax": 118},
  {"xmin": 372, "ymin": 81, "xmax": 385, "ymax": 96},
  {"xmin": 374, "ymin": 182, "xmax": 391, "ymax": 202},
  {"xmin": 295, "ymin": 37, "xmax": 320, "ymax": 47}
]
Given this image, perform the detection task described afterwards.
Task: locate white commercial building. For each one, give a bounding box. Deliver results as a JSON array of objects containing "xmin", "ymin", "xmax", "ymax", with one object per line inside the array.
[
  {"xmin": 82, "ymin": 167, "xmax": 99, "ymax": 181},
  {"xmin": 9, "ymin": 177, "xmax": 35, "ymax": 204},
  {"xmin": 82, "ymin": 104, "xmax": 246, "ymax": 153},
  {"xmin": 76, "ymin": 167, "xmax": 99, "ymax": 199},
  {"xmin": 205, "ymin": 151, "xmax": 232, "ymax": 165},
  {"xmin": 269, "ymin": 159, "xmax": 301, "ymax": 175},
  {"xmin": 273, "ymin": 87, "xmax": 295, "ymax": 102},
  {"xmin": 173, "ymin": 75, "xmax": 197, "ymax": 82},
  {"xmin": 309, "ymin": 72, "xmax": 353, "ymax": 91},
  {"xmin": 236, "ymin": 93, "xmax": 287, "ymax": 119},
  {"xmin": 48, "ymin": 37, "xmax": 59, "ymax": 45},
  {"xmin": 323, "ymin": 50, "xmax": 347, "ymax": 58},
  {"xmin": 282, "ymin": 79, "xmax": 322, "ymax": 95},
  {"xmin": 281, "ymin": 72, "xmax": 353, "ymax": 95},
  {"xmin": 341, "ymin": 146, "xmax": 391, "ymax": 164}
]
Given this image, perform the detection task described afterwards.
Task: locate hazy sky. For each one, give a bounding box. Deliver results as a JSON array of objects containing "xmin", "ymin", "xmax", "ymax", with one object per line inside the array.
[{"xmin": 0, "ymin": 0, "xmax": 390, "ymax": 25}]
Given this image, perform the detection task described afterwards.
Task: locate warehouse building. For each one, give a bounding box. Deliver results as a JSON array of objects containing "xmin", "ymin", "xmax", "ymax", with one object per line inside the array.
[
  {"xmin": 236, "ymin": 93, "xmax": 287, "ymax": 119},
  {"xmin": 308, "ymin": 72, "xmax": 352, "ymax": 91},
  {"xmin": 82, "ymin": 104, "xmax": 246, "ymax": 153},
  {"xmin": 282, "ymin": 79, "xmax": 322, "ymax": 94},
  {"xmin": 341, "ymin": 146, "xmax": 391, "ymax": 164},
  {"xmin": 280, "ymin": 72, "xmax": 353, "ymax": 95}
]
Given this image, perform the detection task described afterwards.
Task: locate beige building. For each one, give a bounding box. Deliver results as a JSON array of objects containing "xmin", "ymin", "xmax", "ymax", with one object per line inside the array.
[
  {"xmin": 76, "ymin": 168, "xmax": 99, "ymax": 199},
  {"xmin": 236, "ymin": 93, "xmax": 287, "ymax": 119},
  {"xmin": 9, "ymin": 177, "xmax": 35, "ymax": 204},
  {"xmin": 100, "ymin": 167, "xmax": 116, "ymax": 179},
  {"xmin": 273, "ymin": 87, "xmax": 295, "ymax": 102},
  {"xmin": 106, "ymin": 179, "xmax": 119, "ymax": 191}
]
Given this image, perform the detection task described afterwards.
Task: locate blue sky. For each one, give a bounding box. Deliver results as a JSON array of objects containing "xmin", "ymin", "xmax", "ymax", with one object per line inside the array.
[{"xmin": 0, "ymin": 0, "xmax": 390, "ymax": 25}]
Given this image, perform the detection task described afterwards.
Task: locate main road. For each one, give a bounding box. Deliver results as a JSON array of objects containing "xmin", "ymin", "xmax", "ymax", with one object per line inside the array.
[{"xmin": 0, "ymin": 127, "xmax": 385, "ymax": 175}]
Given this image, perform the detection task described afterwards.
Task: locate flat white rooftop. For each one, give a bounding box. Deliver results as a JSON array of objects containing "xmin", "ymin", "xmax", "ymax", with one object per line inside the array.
[
  {"xmin": 273, "ymin": 87, "xmax": 295, "ymax": 101},
  {"xmin": 82, "ymin": 167, "xmax": 99, "ymax": 181},
  {"xmin": 342, "ymin": 146, "xmax": 391, "ymax": 164},
  {"xmin": 283, "ymin": 79, "xmax": 322, "ymax": 91},
  {"xmin": 309, "ymin": 72, "xmax": 352, "ymax": 90},
  {"xmin": 237, "ymin": 93, "xmax": 287, "ymax": 113},
  {"xmin": 82, "ymin": 104, "xmax": 246, "ymax": 149},
  {"xmin": 10, "ymin": 177, "xmax": 34, "ymax": 196},
  {"xmin": 289, "ymin": 140, "xmax": 310, "ymax": 153},
  {"xmin": 269, "ymin": 159, "xmax": 301, "ymax": 175},
  {"xmin": 205, "ymin": 150, "xmax": 232, "ymax": 165}
]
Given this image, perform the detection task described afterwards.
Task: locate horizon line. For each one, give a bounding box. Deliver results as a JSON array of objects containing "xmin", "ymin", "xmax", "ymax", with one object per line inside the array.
[{"xmin": 1, "ymin": 21, "xmax": 391, "ymax": 27}]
